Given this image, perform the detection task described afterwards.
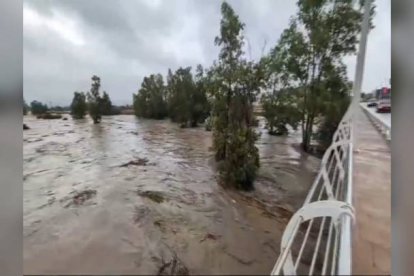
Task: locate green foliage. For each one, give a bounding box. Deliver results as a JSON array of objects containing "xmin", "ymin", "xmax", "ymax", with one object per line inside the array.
[
  {"xmin": 87, "ymin": 75, "xmax": 102, "ymax": 124},
  {"xmin": 193, "ymin": 64, "xmax": 211, "ymax": 125},
  {"xmin": 37, "ymin": 113, "xmax": 62, "ymax": 120},
  {"xmin": 261, "ymin": 89, "xmax": 301, "ymax": 135},
  {"xmin": 30, "ymin": 100, "xmax": 48, "ymax": 115},
  {"xmin": 166, "ymin": 65, "xmax": 209, "ymax": 127},
  {"xmin": 101, "ymin": 91, "xmax": 113, "ymax": 115},
  {"xmin": 315, "ymin": 64, "xmax": 351, "ymax": 150},
  {"xmin": 133, "ymin": 74, "xmax": 167, "ymax": 119},
  {"xmin": 70, "ymin": 92, "xmax": 87, "ymax": 119},
  {"xmin": 262, "ymin": 0, "xmax": 374, "ymax": 152},
  {"xmin": 167, "ymin": 67, "xmax": 194, "ymax": 126},
  {"xmin": 210, "ymin": 2, "xmax": 262, "ymax": 190},
  {"xmin": 49, "ymin": 106, "xmax": 69, "ymax": 112}
]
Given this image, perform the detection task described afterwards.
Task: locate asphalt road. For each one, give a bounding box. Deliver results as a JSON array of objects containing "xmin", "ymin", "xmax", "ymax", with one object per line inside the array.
[{"xmin": 360, "ymin": 103, "xmax": 391, "ymax": 128}]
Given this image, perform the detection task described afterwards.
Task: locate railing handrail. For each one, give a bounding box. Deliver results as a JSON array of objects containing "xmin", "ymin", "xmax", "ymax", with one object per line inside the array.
[{"xmin": 271, "ymin": 104, "xmax": 354, "ymax": 276}]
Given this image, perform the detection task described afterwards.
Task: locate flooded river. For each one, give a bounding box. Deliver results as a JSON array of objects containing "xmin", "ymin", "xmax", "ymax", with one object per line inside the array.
[{"xmin": 23, "ymin": 115, "xmax": 320, "ymax": 274}]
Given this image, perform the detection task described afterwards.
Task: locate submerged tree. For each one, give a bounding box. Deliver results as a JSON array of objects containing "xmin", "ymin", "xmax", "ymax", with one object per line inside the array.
[
  {"xmin": 263, "ymin": 0, "xmax": 374, "ymax": 152},
  {"xmin": 70, "ymin": 91, "xmax": 87, "ymax": 119},
  {"xmin": 166, "ymin": 65, "xmax": 209, "ymax": 127},
  {"xmin": 210, "ymin": 2, "xmax": 262, "ymax": 190},
  {"xmin": 30, "ymin": 100, "xmax": 48, "ymax": 115},
  {"xmin": 133, "ymin": 74, "xmax": 167, "ymax": 119},
  {"xmin": 101, "ymin": 91, "xmax": 113, "ymax": 115},
  {"xmin": 87, "ymin": 75, "xmax": 102, "ymax": 124},
  {"xmin": 316, "ymin": 64, "xmax": 351, "ymax": 150},
  {"xmin": 261, "ymin": 89, "xmax": 301, "ymax": 135},
  {"xmin": 166, "ymin": 67, "xmax": 194, "ymax": 126},
  {"xmin": 192, "ymin": 64, "xmax": 210, "ymax": 125}
]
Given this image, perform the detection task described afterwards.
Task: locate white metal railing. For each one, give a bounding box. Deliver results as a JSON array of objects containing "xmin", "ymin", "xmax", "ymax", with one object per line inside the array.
[
  {"xmin": 271, "ymin": 107, "xmax": 355, "ymax": 275},
  {"xmin": 271, "ymin": 0, "xmax": 372, "ymax": 274}
]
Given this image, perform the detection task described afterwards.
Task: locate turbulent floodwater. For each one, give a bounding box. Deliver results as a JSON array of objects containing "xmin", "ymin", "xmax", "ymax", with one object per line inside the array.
[{"xmin": 23, "ymin": 115, "xmax": 320, "ymax": 275}]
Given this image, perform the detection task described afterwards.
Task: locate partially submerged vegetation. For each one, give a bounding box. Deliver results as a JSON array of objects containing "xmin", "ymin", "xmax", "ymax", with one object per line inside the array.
[
  {"xmin": 36, "ymin": 113, "xmax": 63, "ymax": 120},
  {"xmin": 24, "ymin": 0, "xmax": 374, "ymax": 190},
  {"xmin": 132, "ymin": 65, "xmax": 210, "ymax": 128},
  {"xmin": 70, "ymin": 92, "xmax": 87, "ymax": 119},
  {"xmin": 138, "ymin": 190, "xmax": 165, "ymax": 203},
  {"xmin": 209, "ymin": 2, "xmax": 262, "ymax": 190},
  {"xmin": 259, "ymin": 0, "xmax": 371, "ymax": 152}
]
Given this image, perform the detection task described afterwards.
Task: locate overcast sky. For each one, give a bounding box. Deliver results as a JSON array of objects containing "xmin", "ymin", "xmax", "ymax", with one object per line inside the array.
[{"xmin": 23, "ymin": 0, "xmax": 390, "ymax": 106}]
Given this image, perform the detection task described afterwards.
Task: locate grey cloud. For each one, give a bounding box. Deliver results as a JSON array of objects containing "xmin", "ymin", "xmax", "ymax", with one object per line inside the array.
[{"xmin": 24, "ymin": 0, "xmax": 390, "ymax": 106}]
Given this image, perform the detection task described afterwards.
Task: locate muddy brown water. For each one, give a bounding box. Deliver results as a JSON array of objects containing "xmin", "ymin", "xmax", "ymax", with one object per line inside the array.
[{"xmin": 23, "ymin": 115, "xmax": 320, "ymax": 275}]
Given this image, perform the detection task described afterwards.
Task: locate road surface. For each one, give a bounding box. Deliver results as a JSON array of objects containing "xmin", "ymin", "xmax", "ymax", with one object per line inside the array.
[
  {"xmin": 360, "ymin": 102, "xmax": 391, "ymax": 129},
  {"xmin": 352, "ymin": 107, "xmax": 391, "ymax": 274}
]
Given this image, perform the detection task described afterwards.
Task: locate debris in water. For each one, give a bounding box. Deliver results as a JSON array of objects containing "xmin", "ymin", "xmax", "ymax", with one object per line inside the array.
[
  {"xmin": 138, "ymin": 190, "xmax": 165, "ymax": 203},
  {"xmin": 157, "ymin": 251, "xmax": 189, "ymax": 275},
  {"xmin": 120, "ymin": 158, "xmax": 149, "ymax": 167},
  {"xmin": 26, "ymin": 138, "xmax": 42, "ymax": 143},
  {"xmin": 23, "ymin": 124, "xmax": 30, "ymax": 130},
  {"xmin": 200, "ymin": 233, "xmax": 221, "ymax": 243},
  {"xmin": 133, "ymin": 206, "xmax": 150, "ymax": 224},
  {"xmin": 153, "ymin": 219, "xmax": 166, "ymax": 232},
  {"xmin": 62, "ymin": 117, "xmax": 68, "ymax": 120},
  {"xmin": 64, "ymin": 189, "xmax": 97, "ymax": 207}
]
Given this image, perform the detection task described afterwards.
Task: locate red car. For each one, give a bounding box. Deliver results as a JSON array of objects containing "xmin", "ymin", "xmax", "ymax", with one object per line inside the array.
[{"xmin": 376, "ymin": 87, "xmax": 391, "ymax": 113}]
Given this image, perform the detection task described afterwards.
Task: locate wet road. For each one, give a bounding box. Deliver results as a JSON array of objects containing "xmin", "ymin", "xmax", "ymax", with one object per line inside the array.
[
  {"xmin": 353, "ymin": 108, "xmax": 391, "ymax": 274},
  {"xmin": 23, "ymin": 115, "xmax": 320, "ymax": 274},
  {"xmin": 361, "ymin": 103, "xmax": 391, "ymax": 128}
]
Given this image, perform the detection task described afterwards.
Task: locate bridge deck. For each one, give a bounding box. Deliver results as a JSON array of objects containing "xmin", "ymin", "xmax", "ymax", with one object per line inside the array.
[{"xmin": 352, "ymin": 107, "xmax": 391, "ymax": 274}]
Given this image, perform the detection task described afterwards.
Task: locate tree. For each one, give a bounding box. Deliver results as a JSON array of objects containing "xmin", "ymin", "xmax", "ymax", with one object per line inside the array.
[
  {"xmin": 193, "ymin": 64, "xmax": 210, "ymax": 125},
  {"xmin": 316, "ymin": 64, "xmax": 351, "ymax": 150},
  {"xmin": 166, "ymin": 65, "xmax": 209, "ymax": 127},
  {"xmin": 210, "ymin": 2, "xmax": 262, "ymax": 190},
  {"xmin": 101, "ymin": 91, "xmax": 113, "ymax": 115},
  {"xmin": 166, "ymin": 67, "xmax": 194, "ymax": 126},
  {"xmin": 133, "ymin": 74, "xmax": 167, "ymax": 119},
  {"xmin": 70, "ymin": 91, "xmax": 87, "ymax": 119},
  {"xmin": 261, "ymin": 88, "xmax": 301, "ymax": 135},
  {"xmin": 87, "ymin": 75, "xmax": 102, "ymax": 124},
  {"xmin": 30, "ymin": 100, "xmax": 48, "ymax": 115},
  {"xmin": 263, "ymin": 0, "xmax": 374, "ymax": 152}
]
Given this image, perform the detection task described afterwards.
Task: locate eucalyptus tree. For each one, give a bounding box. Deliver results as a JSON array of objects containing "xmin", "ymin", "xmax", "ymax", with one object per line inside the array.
[
  {"xmin": 264, "ymin": 0, "xmax": 374, "ymax": 151},
  {"xmin": 210, "ymin": 2, "xmax": 263, "ymax": 190},
  {"xmin": 70, "ymin": 91, "xmax": 87, "ymax": 119}
]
